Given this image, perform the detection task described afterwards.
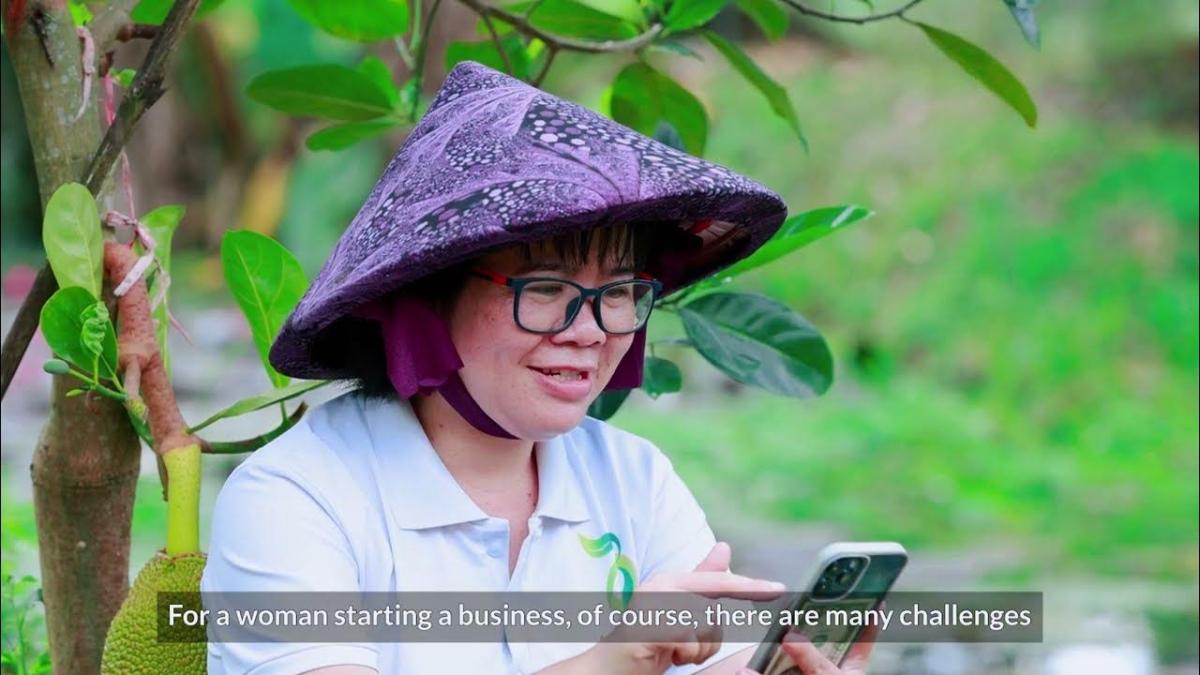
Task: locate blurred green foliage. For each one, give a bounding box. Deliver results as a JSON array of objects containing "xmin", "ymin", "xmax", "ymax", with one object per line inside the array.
[{"xmin": 610, "ymin": 0, "xmax": 1198, "ymax": 583}]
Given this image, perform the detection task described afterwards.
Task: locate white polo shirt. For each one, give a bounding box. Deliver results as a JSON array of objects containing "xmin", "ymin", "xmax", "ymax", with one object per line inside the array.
[{"xmin": 201, "ymin": 389, "xmax": 750, "ymax": 674}]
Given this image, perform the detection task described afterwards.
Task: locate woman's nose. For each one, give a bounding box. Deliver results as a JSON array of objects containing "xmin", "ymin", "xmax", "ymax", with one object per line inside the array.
[{"xmin": 551, "ymin": 297, "xmax": 606, "ymax": 346}]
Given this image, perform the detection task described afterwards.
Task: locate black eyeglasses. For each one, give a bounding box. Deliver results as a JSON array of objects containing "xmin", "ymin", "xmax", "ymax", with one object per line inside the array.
[{"xmin": 470, "ymin": 266, "xmax": 663, "ymax": 335}]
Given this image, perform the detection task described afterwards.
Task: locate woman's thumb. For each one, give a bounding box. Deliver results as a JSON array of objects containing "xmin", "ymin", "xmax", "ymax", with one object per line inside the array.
[{"xmin": 693, "ymin": 541, "xmax": 732, "ymax": 572}]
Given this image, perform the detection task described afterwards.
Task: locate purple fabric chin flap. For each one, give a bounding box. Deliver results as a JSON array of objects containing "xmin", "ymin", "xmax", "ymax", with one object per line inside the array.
[
  {"xmin": 606, "ymin": 327, "xmax": 646, "ymax": 390},
  {"xmin": 350, "ymin": 295, "xmax": 463, "ymax": 399}
]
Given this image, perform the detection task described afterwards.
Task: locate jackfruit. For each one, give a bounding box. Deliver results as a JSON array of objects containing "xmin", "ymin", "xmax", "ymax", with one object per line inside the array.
[
  {"xmin": 100, "ymin": 550, "xmax": 208, "ymax": 674},
  {"xmin": 101, "ymin": 443, "xmax": 206, "ymax": 674}
]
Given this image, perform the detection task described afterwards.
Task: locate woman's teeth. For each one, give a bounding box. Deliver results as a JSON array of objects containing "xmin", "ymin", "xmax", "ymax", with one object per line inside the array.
[{"xmin": 542, "ymin": 369, "xmax": 584, "ymax": 381}]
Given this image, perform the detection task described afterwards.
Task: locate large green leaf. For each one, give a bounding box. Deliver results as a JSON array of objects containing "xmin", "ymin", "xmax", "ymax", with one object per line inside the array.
[
  {"xmin": 220, "ymin": 231, "xmax": 308, "ymax": 388},
  {"xmin": 39, "ymin": 287, "xmax": 120, "ymax": 384},
  {"xmin": 915, "ymin": 22, "xmax": 1038, "ymax": 128},
  {"xmin": 1002, "ymin": 0, "xmax": 1040, "ymax": 48},
  {"xmin": 142, "ymin": 205, "xmax": 184, "ymax": 377},
  {"xmin": 503, "ymin": 0, "xmax": 640, "ymax": 40},
  {"xmin": 642, "ymin": 356, "xmax": 683, "ymax": 398},
  {"xmin": 247, "ymin": 65, "xmax": 397, "ymax": 121},
  {"xmin": 42, "ymin": 183, "xmax": 103, "ymax": 298},
  {"xmin": 306, "ymin": 119, "xmax": 402, "ymax": 151},
  {"xmin": 735, "ymin": 0, "xmax": 788, "ymax": 40},
  {"xmin": 356, "ymin": 56, "xmax": 402, "ymax": 108},
  {"xmin": 702, "ymin": 30, "xmax": 807, "ymax": 150},
  {"xmin": 679, "ymin": 292, "xmax": 832, "ymax": 397},
  {"xmin": 575, "ymin": 0, "xmax": 644, "ymax": 25},
  {"xmin": 664, "ymin": 0, "xmax": 730, "ymax": 33},
  {"xmin": 286, "ymin": 0, "xmax": 409, "ymax": 42},
  {"xmin": 446, "ymin": 35, "xmax": 533, "ymax": 81},
  {"xmin": 131, "ymin": 0, "xmax": 224, "ymax": 24},
  {"xmin": 610, "ymin": 62, "xmax": 708, "ymax": 155},
  {"xmin": 188, "ymin": 380, "xmax": 329, "ymax": 433},
  {"xmin": 718, "ymin": 205, "xmax": 872, "ymax": 279},
  {"xmin": 587, "ymin": 388, "xmax": 632, "ymax": 420}
]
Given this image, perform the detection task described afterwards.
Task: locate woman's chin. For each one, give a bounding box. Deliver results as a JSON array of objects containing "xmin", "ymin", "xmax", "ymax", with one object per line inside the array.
[{"xmin": 507, "ymin": 404, "xmax": 590, "ymax": 440}]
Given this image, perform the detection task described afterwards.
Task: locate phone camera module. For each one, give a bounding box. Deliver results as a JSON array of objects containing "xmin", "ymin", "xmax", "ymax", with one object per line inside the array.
[{"xmin": 813, "ymin": 556, "xmax": 869, "ymax": 599}]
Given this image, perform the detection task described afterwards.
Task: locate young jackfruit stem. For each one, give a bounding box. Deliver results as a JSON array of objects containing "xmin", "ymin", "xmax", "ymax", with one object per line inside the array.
[{"xmin": 164, "ymin": 443, "xmax": 201, "ymax": 555}]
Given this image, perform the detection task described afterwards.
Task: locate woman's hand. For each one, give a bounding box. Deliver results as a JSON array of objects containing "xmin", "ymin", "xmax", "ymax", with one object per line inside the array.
[
  {"xmin": 537, "ymin": 541, "xmax": 786, "ymax": 675},
  {"xmin": 734, "ymin": 619, "xmax": 880, "ymax": 675}
]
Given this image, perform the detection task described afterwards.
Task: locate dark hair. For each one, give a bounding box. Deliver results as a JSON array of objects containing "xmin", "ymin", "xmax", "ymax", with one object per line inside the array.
[{"xmin": 337, "ymin": 222, "xmax": 661, "ymax": 401}]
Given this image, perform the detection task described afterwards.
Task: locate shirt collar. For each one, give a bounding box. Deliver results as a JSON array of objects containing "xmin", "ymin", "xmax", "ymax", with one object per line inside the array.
[{"xmin": 362, "ymin": 395, "xmax": 590, "ymax": 530}]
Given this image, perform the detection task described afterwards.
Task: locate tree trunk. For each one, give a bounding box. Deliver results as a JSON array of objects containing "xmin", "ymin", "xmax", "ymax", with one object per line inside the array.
[{"xmin": 2, "ymin": 1, "xmax": 142, "ymax": 673}]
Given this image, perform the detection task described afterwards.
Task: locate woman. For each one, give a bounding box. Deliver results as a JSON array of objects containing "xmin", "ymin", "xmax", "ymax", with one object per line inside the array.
[{"xmin": 202, "ymin": 61, "xmax": 877, "ymax": 675}]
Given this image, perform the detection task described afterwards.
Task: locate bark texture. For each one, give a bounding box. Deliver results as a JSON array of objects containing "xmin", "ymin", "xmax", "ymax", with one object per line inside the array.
[{"xmin": 3, "ymin": 1, "xmax": 141, "ymax": 672}]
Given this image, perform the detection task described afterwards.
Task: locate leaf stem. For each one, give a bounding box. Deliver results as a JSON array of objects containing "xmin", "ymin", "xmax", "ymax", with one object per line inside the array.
[
  {"xmin": 778, "ymin": 0, "xmax": 926, "ymax": 24},
  {"xmin": 454, "ymin": 0, "xmax": 663, "ymax": 54}
]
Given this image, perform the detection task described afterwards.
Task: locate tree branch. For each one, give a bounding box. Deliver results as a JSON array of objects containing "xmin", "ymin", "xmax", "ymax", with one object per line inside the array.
[
  {"xmin": 532, "ymin": 44, "xmax": 558, "ymax": 87},
  {"xmin": 115, "ymin": 23, "xmax": 161, "ymax": 42},
  {"xmin": 0, "ymin": 0, "xmax": 203, "ymax": 402},
  {"xmin": 90, "ymin": 0, "xmax": 140, "ymax": 49},
  {"xmin": 454, "ymin": 0, "xmax": 663, "ymax": 53},
  {"xmin": 480, "ymin": 13, "xmax": 514, "ymax": 75},
  {"xmin": 779, "ymin": 0, "xmax": 926, "ymax": 25}
]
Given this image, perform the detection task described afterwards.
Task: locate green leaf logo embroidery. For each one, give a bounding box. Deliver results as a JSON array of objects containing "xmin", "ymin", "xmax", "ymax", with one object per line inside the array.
[{"xmin": 578, "ymin": 532, "xmax": 637, "ymax": 610}]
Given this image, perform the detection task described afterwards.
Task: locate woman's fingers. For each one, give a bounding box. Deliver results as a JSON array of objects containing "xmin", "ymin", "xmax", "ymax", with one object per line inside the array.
[
  {"xmin": 778, "ymin": 631, "xmax": 841, "ymax": 675},
  {"xmin": 666, "ymin": 570, "xmax": 787, "ymax": 600},
  {"xmin": 840, "ymin": 618, "xmax": 880, "ymax": 674},
  {"xmin": 693, "ymin": 541, "xmax": 733, "ymax": 572}
]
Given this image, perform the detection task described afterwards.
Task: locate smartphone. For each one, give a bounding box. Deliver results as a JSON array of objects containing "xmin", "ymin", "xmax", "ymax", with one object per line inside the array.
[{"xmin": 746, "ymin": 541, "xmax": 908, "ymax": 674}]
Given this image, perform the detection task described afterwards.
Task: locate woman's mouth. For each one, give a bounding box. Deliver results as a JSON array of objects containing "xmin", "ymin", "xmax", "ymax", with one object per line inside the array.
[{"xmin": 529, "ymin": 366, "xmax": 593, "ymax": 401}]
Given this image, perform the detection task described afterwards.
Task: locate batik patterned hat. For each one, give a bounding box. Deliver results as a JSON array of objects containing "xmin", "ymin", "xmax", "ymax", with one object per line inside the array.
[{"xmin": 269, "ymin": 60, "xmax": 788, "ymax": 381}]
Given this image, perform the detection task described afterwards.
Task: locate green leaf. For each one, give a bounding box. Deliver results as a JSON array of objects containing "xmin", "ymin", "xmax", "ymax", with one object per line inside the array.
[
  {"xmin": 1002, "ymin": 0, "xmax": 1040, "ymax": 48},
  {"xmin": 220, "ymin": 231, "xmax": 308, "ymax": 388},
  {"xmin": 642, "ymin": 356, "xmax": 683, "ymax": 398},
  {"xmin": 653, "ymin": 121, "xmax": 685, "ymax": 152},
  {"xmin": 247, "ymin": 65, "xmax": 397, "ymax": 121},
  {"xmin": 915, "ymin": 22, "xmax": 1038, "ymax": 128},
  {"xmin": 356, "ymin": 56, "xmax": 401, "ymax": 108},
  {"xmin": 142, "ymin": 205, "xmax": 184, "ymax": 377},
  {"xmin": 79, "ymin": 302, "xmax": 111, "ymax": 379},
  {"xmin": 610, "ymin": 62, "xmax": 708, "ymax": 155},
  {"xmin": 42, "ymin": 183, "xmax": 103, "ymax": 298},
  {"xmin": 717, "ymin": 205, "xmax": 872, "ymax": 279},
  {"xmin": 574, "ymin": 0, "xmax": 645, "ymax": 25},
  {"xmin": 306, "ymin": 119, "xmax": 402, "ymax": 151},
  {"xmin": 679, "ymin": 292, "xmax": 832, "ymax": 397},
  {"xmin": 68, "ymin": 0, "xmax": 93, "ymax": 26},
  {"xmin": 503, "ymin": 0, "xmax": 640, "ymax": 40},
  {"xmin": 131, "ymin": 0, "xmax": 225, "ymax": 24},
  {"xmin": 445, "ymin": 35, "xmax": 533, "ymax": 81},
  {"xmin": 735, "ymin": 0, "xmax": 788, "ymax": 40},
  {"xmin": 702, "ymin": 30, "xmax": 807, "ymax": 150},
  {"xmin": 39, "ymin": 287, "xmax": 120, "ymax": 384},
  {"xmin": 649, "ymin": 37, "xmax": 704, "ymax": 60},
  {"xmin": 188, "ymin": 380, "xmax": 329, "ymax": 433},
  {"xmin": 286, "ymin": 0, "xmax": 409, "ymax": 41},
  {"xmin": 112, "ymin": 68, "xmax": 137, "ymax": 88},
  {"xmin": 587, "ymin": 388, "xmax": 632, "ymax": 420},
  {"xmin": 664, "ymin": 0, "xmax": 730, "ymax": 33}
]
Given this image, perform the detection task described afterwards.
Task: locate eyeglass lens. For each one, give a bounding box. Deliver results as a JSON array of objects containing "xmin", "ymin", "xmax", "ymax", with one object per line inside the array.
[{"xmin": 517, "ymin": 280, "xmax": 656, "ymax": 333}]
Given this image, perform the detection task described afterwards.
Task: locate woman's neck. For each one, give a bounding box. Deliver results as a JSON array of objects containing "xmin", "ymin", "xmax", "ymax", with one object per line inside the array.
[{"xmin": 410, "ymin": 391, "xmax": 536, "ymax": 495}]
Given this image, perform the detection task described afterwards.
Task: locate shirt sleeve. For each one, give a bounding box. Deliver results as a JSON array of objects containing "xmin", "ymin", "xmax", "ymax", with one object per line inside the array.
[
  {"xmin": 639, "ymin": 447, "xmax": 758, "ymax": 675},
  {"xmin": 201, "ymin": 455, "xmax": 379, "ymax": 675}
]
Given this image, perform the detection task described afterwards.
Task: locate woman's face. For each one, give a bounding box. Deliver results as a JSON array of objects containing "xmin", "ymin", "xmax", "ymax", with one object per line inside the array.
[{"xmin": 445, "ymin": 241, "xmax": 637, "ymax": 440}]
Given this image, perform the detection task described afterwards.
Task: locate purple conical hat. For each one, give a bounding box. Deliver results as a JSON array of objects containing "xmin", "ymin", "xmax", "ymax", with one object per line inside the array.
[{"xmin": 269, "ymin": 60, "xmax": 788, "ymax": 383}]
